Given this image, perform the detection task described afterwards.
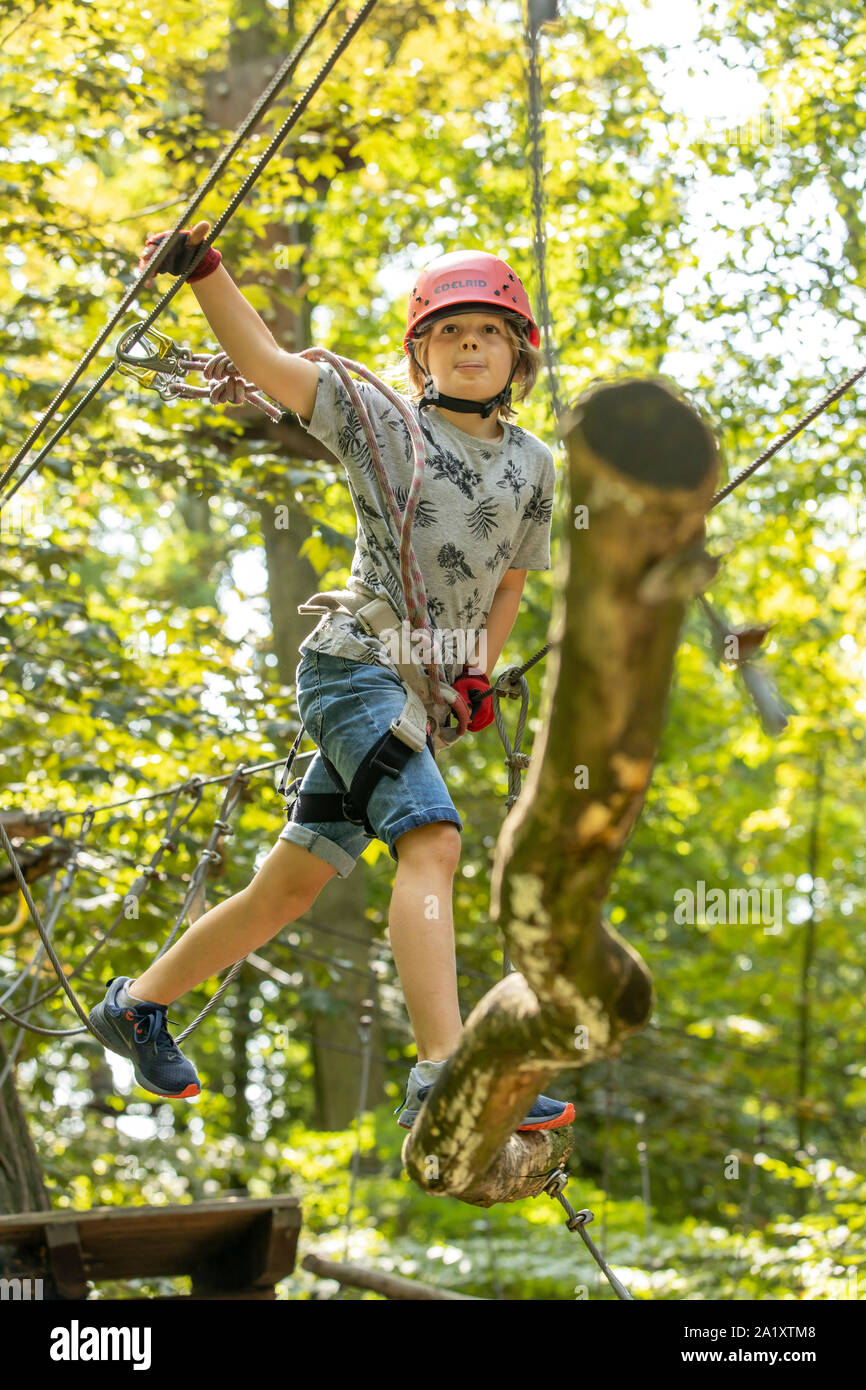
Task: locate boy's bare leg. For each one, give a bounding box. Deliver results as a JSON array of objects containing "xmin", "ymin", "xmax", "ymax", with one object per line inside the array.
[
  {"xmin": 388, "ymin": 823, "xmax": 463, "ymax": 1062},
  {"xmin": 128, "ymin": 840, "xmax": 338, "ymax": 1006}
]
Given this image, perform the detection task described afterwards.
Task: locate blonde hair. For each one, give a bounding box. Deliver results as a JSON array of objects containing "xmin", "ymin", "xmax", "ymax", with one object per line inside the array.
[{"xmin": 381, "ymin": 312, "xmax": 542, "ymax": 424}]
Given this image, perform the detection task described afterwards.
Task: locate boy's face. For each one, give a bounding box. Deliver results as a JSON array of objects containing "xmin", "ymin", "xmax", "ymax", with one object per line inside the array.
[{"xmin": 424, "ymin": 312, "xmax": 516, "ymax": 402}]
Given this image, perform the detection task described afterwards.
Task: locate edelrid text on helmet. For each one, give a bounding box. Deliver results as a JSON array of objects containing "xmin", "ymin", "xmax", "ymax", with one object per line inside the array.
[
  {"xmin": 404, "ymin": 250, "xmax": 541, "ymax": 352},
  {"xmin": 433, "ymin": 278, "xmax": 488, "ymax": 293}
]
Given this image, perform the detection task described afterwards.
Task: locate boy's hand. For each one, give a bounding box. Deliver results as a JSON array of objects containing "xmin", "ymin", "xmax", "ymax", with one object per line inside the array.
[
  {"xmin": 453, "ymin": 666, "xmax": 495, "ymax": 732},
  {"xmin": 137, "ymin": 220, "xmax": 220, "ymax": 288}
]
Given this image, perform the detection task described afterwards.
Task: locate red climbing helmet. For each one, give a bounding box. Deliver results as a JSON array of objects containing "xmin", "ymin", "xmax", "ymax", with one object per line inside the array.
[{"xmin": 403, "ymin": 250, "xmax": 541, "ymax": 353}]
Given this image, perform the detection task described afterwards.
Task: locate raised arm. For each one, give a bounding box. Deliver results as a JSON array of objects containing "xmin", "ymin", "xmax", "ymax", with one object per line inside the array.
[{"xmin": 190, "ymin": 265, "xmax": 320, "ymax": 421}]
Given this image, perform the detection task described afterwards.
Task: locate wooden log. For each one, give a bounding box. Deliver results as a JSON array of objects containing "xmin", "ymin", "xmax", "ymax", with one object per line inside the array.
[
  {"xmin": 45, "ymin": 1223, "xmax": 90, "ymax": 1300},
  {"xmin": 402, "ymin": 376, "xmax": 720, "ymax": 1205},
  {"xmin": 0, "ymin": 1196, "xmax": 301, "ymax": 1294},
  {"xmin": 0, "ymin": 839, "xmax": 72, "ymax": 897},
  {"xmin": 165, "ymin": 1287, "xmax": 278, "ymax": 1300},
  {"xmin": 189, "ymin": 1207, "xmax": 300, "ymax": 1294},
  {"xmin": 302, "ymin": 1252, "xmax": 482, "ymax": 1300},
  {"xmin": 0, "ymin": 810, "xmax": 63, "ymax": 840}
]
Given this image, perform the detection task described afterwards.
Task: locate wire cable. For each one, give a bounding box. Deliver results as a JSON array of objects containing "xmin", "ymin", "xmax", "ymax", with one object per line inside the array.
[{"xmin": 0, "ymin": 0, "xmax": 379, "ymax": 505}]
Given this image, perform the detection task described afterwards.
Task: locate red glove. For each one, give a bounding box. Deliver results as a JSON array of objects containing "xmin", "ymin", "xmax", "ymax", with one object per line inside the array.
[
  {"xmin": 137, "ymin": 227, "xmax": 222, "ymax": 284},
  {"xmin": 452, "ymin": 666, "xmax": 494, "ymax": 732}
]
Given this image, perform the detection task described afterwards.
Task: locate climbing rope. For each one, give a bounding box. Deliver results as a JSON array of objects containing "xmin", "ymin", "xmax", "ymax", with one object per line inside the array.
[
  {"xmin": 525, "ymin": 0, "xmax": 565, "ymax": 429},
  {"xmin": 8, "ymin": 785, "xmax": 202, "ymax": 1022},
  {"xmin": 0, "ymin": 764, "xmax": 264, "ymax": 1041},
  {"xmin": 0, "ymin": 819, "xmax": 105, "ymax": 1039},
  {"xmin": 0, "ymin": 811, "xmax": 96, "ymax": 1013},
  {"xmin": 0, "ymin": 841, "xmax": 87, "ymax": 1091},
  {"xmin": 0, "ymin": 0, "xmax": 380, "ymax": 507},
  {"xmin": 26, "ymin": 755, "xmax": 305, "ymax": 829},
  {"xmin": 283, "ymin": 347, "xmax": 455, "ymax": 718}
]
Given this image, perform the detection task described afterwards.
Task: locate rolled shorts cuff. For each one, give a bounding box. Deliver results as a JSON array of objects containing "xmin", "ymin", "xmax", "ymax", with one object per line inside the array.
[
  {"xmin": 277, "ymin": 822, "xmax": 360, "ymax": 879},
  {"xmin": 384, "ymin": 807, "xmax": 463, "ymax": 857}
]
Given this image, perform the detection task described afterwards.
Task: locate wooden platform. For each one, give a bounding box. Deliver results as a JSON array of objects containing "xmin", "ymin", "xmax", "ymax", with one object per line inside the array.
[{"xmin": 0, "ymin": 1195, "xmax": 301, "ymax": 1299}]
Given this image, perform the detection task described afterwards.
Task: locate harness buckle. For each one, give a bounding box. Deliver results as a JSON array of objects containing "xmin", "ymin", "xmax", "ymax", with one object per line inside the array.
[
  {"xmin": 340, "ymin": 793, "xmax": 367, "ymax": 827},
  {"xmin": 389, "ymin": 711, "xmax": 428, "ymax": 753},
  {"xmin": 281, "ymin": 777, "xmax": 302, "ymax": 816}
]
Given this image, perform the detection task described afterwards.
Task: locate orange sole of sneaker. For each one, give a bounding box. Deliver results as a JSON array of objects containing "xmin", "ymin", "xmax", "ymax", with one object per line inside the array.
[
  {"xmin": 141, "ymin": 1082, "xmax": 201, "ymax": 1099},
  {"xmin": 517, "ymin": 1102, "xmax": 575, "ymax": 1131},
  {"xmin": 399, "ymin": 1102, "xmax": 575, "ymax": 1133}
]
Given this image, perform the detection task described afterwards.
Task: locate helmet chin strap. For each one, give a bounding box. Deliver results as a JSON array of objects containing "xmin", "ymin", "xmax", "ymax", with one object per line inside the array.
[{"xmin": 409, "ymin": 344, "xmax": 519, "ymax": 419}]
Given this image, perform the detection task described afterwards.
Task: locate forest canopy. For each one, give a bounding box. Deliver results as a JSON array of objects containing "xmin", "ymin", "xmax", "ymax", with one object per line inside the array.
[{"xmin": 0, "ymin": 0, "xmax": 864, "ymax": 1300}]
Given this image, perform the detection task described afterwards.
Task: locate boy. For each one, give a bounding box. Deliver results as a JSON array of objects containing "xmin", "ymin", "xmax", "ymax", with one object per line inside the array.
[{"xmin": 89, "ymin": 227, "xmax": 574, "ymax": 1131}]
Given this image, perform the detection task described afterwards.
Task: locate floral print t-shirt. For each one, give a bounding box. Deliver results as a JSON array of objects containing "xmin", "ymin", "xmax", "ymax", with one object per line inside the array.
[{"xmin": 296, "ymin": 362, "xmax": 555, "ymax": 688}]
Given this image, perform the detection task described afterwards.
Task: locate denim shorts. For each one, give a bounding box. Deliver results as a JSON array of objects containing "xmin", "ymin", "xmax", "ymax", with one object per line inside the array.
[{"xmin": 277, "ymin": 650, "xmax": 463, "ymax": 877}]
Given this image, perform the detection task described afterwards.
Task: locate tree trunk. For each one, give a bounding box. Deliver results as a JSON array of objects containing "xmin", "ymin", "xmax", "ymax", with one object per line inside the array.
[
  {"xmin": 230, "ymin": 969, "xmax": 253, "ymax": 1143},
  {"xmin": 796, "ymin": 756, "xmax": 824, "ymax": 1153},
  {"xmin": 0, "ymin": 1036, "xmax": 51, "ymax": 1217},
  {"xmin": 402, "ymin": 376, "xmax": 720, "ymax": 1205},
  {"xmin": 0, "ymin": 1034, "xmax": 63, "ymax": 1292}
]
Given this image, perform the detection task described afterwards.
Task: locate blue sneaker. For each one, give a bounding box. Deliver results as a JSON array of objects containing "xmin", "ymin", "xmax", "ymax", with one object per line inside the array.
[
  {"xmin": 394, "ymin": 1062, "xmax": 574, "ymax": 1131},
  {"xmin": 88, "ymin": 976, "xmax": 201, "ymax": 1099}
]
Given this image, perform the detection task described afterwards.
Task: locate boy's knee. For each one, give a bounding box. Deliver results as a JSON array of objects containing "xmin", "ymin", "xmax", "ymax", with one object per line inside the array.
[{"xmin": 394, "ymin": 821, "xmax": 461, "ymax": 873}]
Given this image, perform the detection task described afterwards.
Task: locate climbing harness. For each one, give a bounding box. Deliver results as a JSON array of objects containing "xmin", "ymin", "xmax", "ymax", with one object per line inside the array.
[
  {"xmin": 114, "ymin": 322, "xmax": 484, "ymax": 841},
  {"xmin": 111, "ymin": 268, "xmax": 555, "ymax": 837},
  {"xmin": 279, "ymin": 716, "xmax": 436, "ymax": 840}
]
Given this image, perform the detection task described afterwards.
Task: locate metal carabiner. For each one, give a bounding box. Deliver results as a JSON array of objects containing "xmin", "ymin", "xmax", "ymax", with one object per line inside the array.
[{"xmin": 114, "ymin": 321, "xmax": 186, "ymax": 392}]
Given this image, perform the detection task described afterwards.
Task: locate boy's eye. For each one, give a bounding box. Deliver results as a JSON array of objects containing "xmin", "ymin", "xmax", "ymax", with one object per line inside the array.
[{"xmin": 439, "ymin": 322, "xmax": 499, "ymax": 333}]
